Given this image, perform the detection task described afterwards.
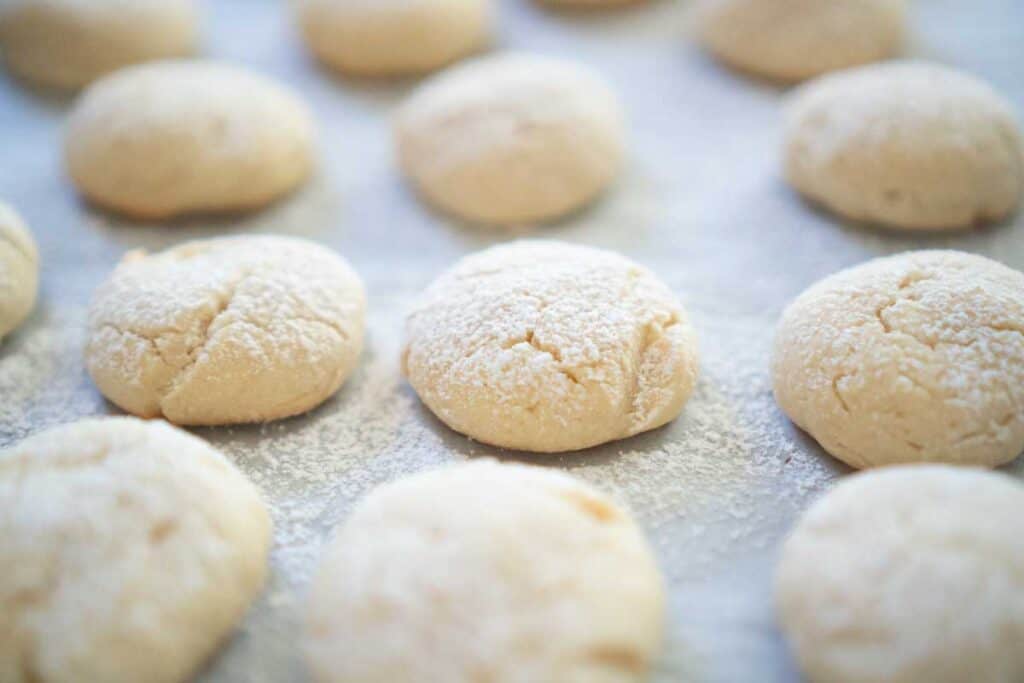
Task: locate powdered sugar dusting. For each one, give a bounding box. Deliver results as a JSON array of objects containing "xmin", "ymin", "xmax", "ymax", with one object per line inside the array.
[
  {"xmin": 85, "ymin": 235, "xmax": 366, "ymax": 424},
  {"xmin": 402, "ymin": 240, "xmax": 699, "ymax": 452},
  {"xmin": 0, "ymin": 285, "xmax": 888, "ymax": 683},
  {"xmin": 774, "ymin": 250, "xmax": 1024, "ymax": 469}
]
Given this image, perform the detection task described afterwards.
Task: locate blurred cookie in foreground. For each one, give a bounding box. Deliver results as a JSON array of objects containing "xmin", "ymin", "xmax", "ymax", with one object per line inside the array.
[
  {"xmin": 306, "ymin": 460, "xmax": 665, "ymax": 683},
  {"xmin": 776, "ymin": 465, "xmax": 1024, "ymax": 683},
  {"xmin": 0, "ymin": 417, "xmax": 271, "ymax": 683}
]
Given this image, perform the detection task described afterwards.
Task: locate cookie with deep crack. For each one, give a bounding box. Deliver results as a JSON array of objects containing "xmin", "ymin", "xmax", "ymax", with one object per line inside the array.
[
  {"xmin": 0, "ymin": 417, "xmax": 270, "ymax": 683},
  {"xmin": 305, "ymin": 460, "xmax": 666, "ymax": 683},
  {"xmin": 773, "ymin": 250, "xmax": 1024, "ymax": 469},
  {"xmin": 401, "ymin": 240, "xmax": 699, "ymax": 452},
  {"xmin": 86, "ymin": 235, "xmax": 366, "ymax": 425}
]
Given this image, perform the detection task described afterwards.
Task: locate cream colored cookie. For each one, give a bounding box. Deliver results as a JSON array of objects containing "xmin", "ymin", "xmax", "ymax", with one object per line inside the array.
[
  {"xmin": 776, "ymin": 465, "xmax": 1024, "ymax": 683},
  {"xmin": 773, "ymin": 250, "xmax": 1024, "ymax": 469},
  {"xmin": 539, "ymin": 0, "xmax": 644, "ymax": 6},
  {"xmin": 784, "ymin": 61, "xmax": 1024, "ymax": 230},
  {"xmin": 86, "ymin": 235, "xmax": 366, "ymax": 426},
  {"xmin": 0, "ymin": 0, "xmax": 198, "ymax": 89},
  {"xmin": 305, "ymin": 460, "xmax": 665, "ymax": 683},
  {"xmin": 0, "ymin": 417, "xmax": 271, "ymax": 683},
  {"xmin": 0, "ymin": 202, "xmax": 38, "ymax": 340},
  {"xmin": 293, "ymin": 0, "xmax": 490, "ymax": 76},
  {"xmin": 64, "ymin": 60, "xmax": 314, "ymax": 219},
  {"xmin": 697, "ymin": 0, "xmax": 905, "ymax": 82},
  {"xmin": 402, "ymin": 240, "xmax": 699, "ymax": 453},
  {"xmin": 395, "ymin": 53, "xmax": 625, "ymax": 226}
]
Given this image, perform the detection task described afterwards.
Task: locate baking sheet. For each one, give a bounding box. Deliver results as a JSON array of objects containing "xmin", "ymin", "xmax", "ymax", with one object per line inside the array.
[{"xmin": 1, "ymin": 1, "xmax": 1023, "ymax": 681}]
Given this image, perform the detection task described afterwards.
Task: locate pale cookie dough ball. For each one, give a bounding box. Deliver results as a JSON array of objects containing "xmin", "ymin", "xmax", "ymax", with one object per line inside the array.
[
  {"xmin": 697, "ymin": 0, "xmax": 905, "ymax": 82},
  {"xmin": 65, "ymin": 60, "xmax": 314, "ymax": 220},
  {"xmin": 402, "ymin": 240, "xmax": 699, "ymax": 453},
  {"xmin": 305, "ymin": 460, "xmax": 665, "ymax": 683},
  {"xmin": 0, "ymin": 417, "xmax": 271, "ymax": 683},
  {"xmin": 0, "ymin": 202, "xmax": 38, "ymax": 340},
  {"xmin": 539, "ymin": 0, "xmax": 644, "ymax": 6},
  {"xmin": 395, "ymin": 53, "xmax": 625, "ymax": 226},
  {"xmin": 773, "ymin": 250, "xmax": 1024, "ymax": 470},
  {"xmin": 293, "ymin": 0, "xmax": 490, "ymax": 76},
  {"xmin": 86, "ymin": 235, "xmax": 366, "ymax": 426},
  {"xmin": 784, "ymin": 61, "xmax": 1024, "ymax": 230},
  {"xmin": 776, "ymin": 465, "xmax": 1024, "ymax": 683},
  {"xmin": 0, "ymin": 0, "xmax": 198, "ymax": 89}
]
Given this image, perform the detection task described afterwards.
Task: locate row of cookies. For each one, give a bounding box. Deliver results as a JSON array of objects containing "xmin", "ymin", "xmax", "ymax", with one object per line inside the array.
[
  {"xmin": 5, "ymin": 204, "xmax": 1022, "ymax": 472},
  {"xmin": 0, "ymin": 413, "xmax": 667, "ymax": 682},
  {"xmin": 5, "ymin": 404, "xmax": 1024, "ymax": 682},
  {"xmin": 0, "ymin": 0, "xmax": 922, "ymax": 88},
  {"xmin": 7, "ymin": 1, "xmax": 1021, "ymax": 231},
  {"xmin": 55, "ymin": 56, "xmax": 1024, "ymax": 231}
]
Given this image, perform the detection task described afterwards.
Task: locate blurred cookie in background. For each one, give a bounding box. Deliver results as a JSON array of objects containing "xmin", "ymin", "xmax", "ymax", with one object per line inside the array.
[
  {"xmin": 0, "ymin": 0, "xmax": 199, "ymax": 90},
  {"xmin": 784, "ymin": 61, "xmax": 1024, "ymax": 230},
  {"xmin": 293, "ymin": 0, "xmax": 491, "ymax": 77},
  {"xmin": 395, "ymin": 52, "xmax": 625, "ymax": 226},
  {"xmin": 697, "ymin": 0, "xmax": 905, "ymax": 82},
  {"xmin": 64, "ymin": 60, "xmax": 314, "ymax": 220}
]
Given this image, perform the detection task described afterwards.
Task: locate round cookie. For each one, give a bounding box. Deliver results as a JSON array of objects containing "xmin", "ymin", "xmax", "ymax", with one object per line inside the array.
[
  {"xmin": 772, "ymin": 250, "xmax": 1024, "ymax": 469},
  {"xmin": 86, "ymin": 235, "xmax": 366, "ymax": 426},
  {"xmin": 293, "ymin": 0, "xmax": 490, "ymax": 76},
  {"xmin": 0, "ymin": 417, "xmax": 271, "ymax": 683},
  {"xmin": 784, "ymin": 61, "xmax": 1024, "ymax": 230},
  {"xmin": 697, "ymin": 0, "xmax": 905, "ymax": 82},
  {"xmin": 0, "ymin": 0, "xmax": 198, "ymax": 89},
  {"xmin": 305, "ymin": 460, "xmax": 665, "ymax": 683},
  {"xmin": 776, "ymin": 465, "xmax": 1024, "ymax": 683},
  {"xmin": 539, "ymin": 0, "xmax": 644, "ymax": 6},
  {"xmin": 402, "ymin": 240, "xmax": 699, "ymax": 453},
  {"xmin": 64, "ymin": 60, "xmax": 314, "ymax": 219},
  {"xmin": 0, "ymin": 202, "xmax": 38, "ymax": 340},
  {"xmin": 395, "ymin": 53, "xmax": 625, "ymax": 226}
]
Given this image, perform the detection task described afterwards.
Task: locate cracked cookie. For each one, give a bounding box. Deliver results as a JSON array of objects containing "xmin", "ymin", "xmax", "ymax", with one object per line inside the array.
[
  {"xmin": 305, "ymin": 460, "xmax": 665, "ymax": 683},
  {"xmin": 64, "ymin": 60, "xmax": 314, "ymax": 219},
  {"xmin": 0, "ymin": 201, "xmax": 37, "ymax": 341},
  {"xmin": 394, "ymin": 52, "xmax": 624, "ymax": 226},
  {"xmin": 783, "ymin": 61, "xmax": 1024, "ymax": 230},
  {"xmin": 773, "ymin": 250, "xmax": 1024, "ymax": 469},
  {"xmin": 402, "ymin": 240, "xmax": 699, "ymax": 452},
  {"xmin": 0, "ymin": 417, "xmax": 270, "ymax": 683},
  {"xmin": 85, "ymin": 235, "xmax": 366, "ymax": 425}
]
